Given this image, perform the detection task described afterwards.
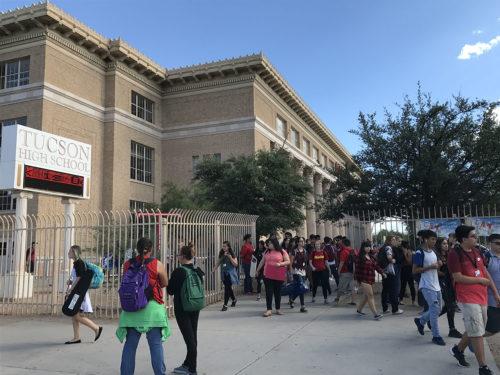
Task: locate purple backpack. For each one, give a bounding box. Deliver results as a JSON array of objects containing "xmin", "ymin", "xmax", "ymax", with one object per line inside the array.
[{"xmin": 119, "ymin": 258, "xmax": 153, "ymax": 312}]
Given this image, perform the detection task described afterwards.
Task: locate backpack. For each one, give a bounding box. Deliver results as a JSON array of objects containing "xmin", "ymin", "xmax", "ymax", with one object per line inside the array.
[
  {"xmin": 84, "ymin": 261, "xmax": 104, "ymax": 289},
  {"xmin": 377, "ymin": 246, "xmax": 390, "ymax": 269},
  {"xmin": 119, "ymin": 258, "xmax": 153, "ymax": 312},
  {"xmin": 324, "ymin": 244, "xmax": 336, "ymax": 263},
  {"xmin": 180, "ymin": 265, "xmax": 205, "ymax": 312}
]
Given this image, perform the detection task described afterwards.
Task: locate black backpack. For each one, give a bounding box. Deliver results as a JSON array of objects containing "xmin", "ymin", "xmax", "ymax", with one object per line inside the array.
[
  {"xmin": 377, "ymin": 246, "xmax": 390, "ymax": 269},
  {"xmin": 346, "ymin": 250, "xmax": 355, "ymax": 273}
]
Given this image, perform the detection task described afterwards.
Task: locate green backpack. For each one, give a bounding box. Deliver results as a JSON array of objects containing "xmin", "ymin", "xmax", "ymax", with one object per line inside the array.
[{"xmin": 180, "ymin": 266, "xmax": 205, "ymax": 311}]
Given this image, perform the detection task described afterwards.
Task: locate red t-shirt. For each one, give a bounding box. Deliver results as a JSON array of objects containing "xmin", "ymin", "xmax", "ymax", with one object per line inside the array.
[
  {"xmin": 240, "ymin": 243, "xmax": 254, "ymax": 265},
  {"xmin": 447, "ymin": 248, "xmax": 488, "ymax": 305},
  {"xmin": 311, "ymin": 250, "xmax": 327, "ymax": 271},
  {"xmin": 339, "ymin": 247, "xmax": 352, "ymax": 273}
]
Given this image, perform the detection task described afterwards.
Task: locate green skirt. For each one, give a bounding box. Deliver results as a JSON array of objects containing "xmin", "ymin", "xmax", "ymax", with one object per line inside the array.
[{"xmin": 116, "ymin": 300, "xmax": 171, "ymax": 343}]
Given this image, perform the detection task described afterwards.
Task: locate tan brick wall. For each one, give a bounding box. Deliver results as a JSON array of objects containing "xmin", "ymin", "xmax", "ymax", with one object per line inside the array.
[
  {"xmin": 162, "ymin": 129, "xmax": 256, "ymax": 188},
  {"xmin": 162, "ymin": 85, "xmax": 254, "ymax": 128},
  {"xmin": 44, "ymin": 43, "xmax": 105, "ymax": 107}
]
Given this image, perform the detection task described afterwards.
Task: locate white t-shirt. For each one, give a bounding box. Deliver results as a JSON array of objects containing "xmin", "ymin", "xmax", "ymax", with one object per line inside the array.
[{"xmin": 418, "ymin": 249, "xmax": 441, "ymax": 292}]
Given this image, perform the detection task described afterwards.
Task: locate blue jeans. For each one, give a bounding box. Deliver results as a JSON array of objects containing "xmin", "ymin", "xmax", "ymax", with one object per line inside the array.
[
  {"xmin": 419, "ymin": 288, "xmax": 442, "ymax": 338},
  {"xmin": 243, "ymin": 263, "xmax": 253, "ymax": 293},
  {"xmin": 120, "ymin": 327, "xmax": 166, "ymax": 375}
]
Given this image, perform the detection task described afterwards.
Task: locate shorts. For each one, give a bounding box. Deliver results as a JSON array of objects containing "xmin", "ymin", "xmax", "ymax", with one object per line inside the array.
[
  {"xmin": 486, "ymin": 306, "xmax": 500, "ymax": 335},
  {"xmin": 337, "ymin": 273, "xmax": 353, "ymax": 296},
  {"xmin": 459, "ymin": 303, "xmax": 488, "ymax": 337}
]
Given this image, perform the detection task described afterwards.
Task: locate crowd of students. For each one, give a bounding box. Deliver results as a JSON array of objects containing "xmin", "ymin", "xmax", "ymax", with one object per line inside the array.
[{"xmin": 61, "ymin": 224, "xmax": 499, "ymax": 375}]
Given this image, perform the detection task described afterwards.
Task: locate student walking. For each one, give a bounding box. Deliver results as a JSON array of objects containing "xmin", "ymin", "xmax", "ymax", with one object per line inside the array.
[
  {"xmin": 485, "ymin": 233, "xmax": 500, "ymax": 337},
  {"xmin": 355, "ymin": 241, "xmax": 384, "ymax": 320},
  {"xmin": 255, "ymin": 238, "xmax": 290, "ymax": 317},
  {"xmin": 378, "ymin": 236, "xmax": 403, "ymax": 314},
  {"xmin": 310, "ymin": 241, "xmax": 330, "ymax": 304},
  {"xmin": 254, "ymin": 240, "xmax": 266, "ymax": 301},
  {"xmin": 168, "ymin": 245, "xmax": 205, "ymax": 375},
  {"xmin": 240, "ymin": 234, "xmax": 254, "ymax": 294},
  {"xmin": 64, "ymin": 245, "xmax": 102, "ymax": 344},
  {"xmin": 335, "ymin": 238, "xmax": 356, "ymax": 306},
  {"xmin": 213, "ymin": 241, "xmax": 238, "ymax": 311},
  {"xmin": 288, "ymin": 237, "xmax": 308, "ymax": 312},
  {"xmin": 399, "ymin": 241, "xmax": 416, "ymax": 305},
  {"xmin": 449, "ymin": 226, "xmax": 499, "ymax": 375},
  {"xmin": 117, "ymin": 238, "xmax": 170, "ymax": 375},
  {"xmin": 413, "ymin": 230, "xmax": 446, "ymax": 346},
  {"xmin": 436, "ymin": 237, "xmax": 462, "ymax": 338}
]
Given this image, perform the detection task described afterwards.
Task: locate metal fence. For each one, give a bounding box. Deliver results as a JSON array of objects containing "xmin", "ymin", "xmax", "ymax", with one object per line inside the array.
[
  {"xmin": 336, "ymin": 204, "xmax": 499, "ymax": 250},
  {"xmin": 0, "ymin": 209, "xmax": 257, "ymax": 317}
]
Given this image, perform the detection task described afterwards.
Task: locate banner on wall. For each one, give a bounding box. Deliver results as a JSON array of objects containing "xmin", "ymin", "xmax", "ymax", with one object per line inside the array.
[
  {"xmin": 417, "ymin": 219, "xmax": 462, "ymax": 238},
  {"xmin": 472, "ymin": 217, "xmax": 500, "ymax": 237}
]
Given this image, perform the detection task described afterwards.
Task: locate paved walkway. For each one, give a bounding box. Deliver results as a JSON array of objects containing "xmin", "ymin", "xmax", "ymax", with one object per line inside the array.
[{"xmin": 0, "ymin": 296, "xmax": 498, "ymax": 375}]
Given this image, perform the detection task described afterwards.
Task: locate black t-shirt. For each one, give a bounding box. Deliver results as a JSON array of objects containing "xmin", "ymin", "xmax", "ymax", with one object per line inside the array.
[
  {"xmin": 393, "ymin": 247, "xmax": 405, "ymax": 266},
  {"xmin": 73, "ymin": 259, "xmax": 86, "ymax": 277}
]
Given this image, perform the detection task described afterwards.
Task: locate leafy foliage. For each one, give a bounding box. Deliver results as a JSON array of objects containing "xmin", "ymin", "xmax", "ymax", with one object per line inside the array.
[
  {"xmin": 321, "ymin": 87, "xmax": 500, "ymax": 220},
  {"xmin": 193, "ymin": 149, "xmax": 311, "ymax": 236}
]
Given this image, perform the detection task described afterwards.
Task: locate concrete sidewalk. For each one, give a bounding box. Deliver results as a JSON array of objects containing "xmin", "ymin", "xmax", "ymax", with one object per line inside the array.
[{"xmin": 0, "ymin": 296, "xmax": 498, "ymax": 375}]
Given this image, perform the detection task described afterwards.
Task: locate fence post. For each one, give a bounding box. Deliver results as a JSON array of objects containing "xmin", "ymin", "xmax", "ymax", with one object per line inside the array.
[
  {"xmin": 51, "ymin": 227, "xmax": 61, "ymax": 315},
  {"xmin": 214, "ymin": 219, "xmax": 221, "ymax": 300}
]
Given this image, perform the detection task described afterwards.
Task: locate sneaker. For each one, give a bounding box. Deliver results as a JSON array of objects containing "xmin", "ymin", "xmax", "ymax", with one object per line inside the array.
[
  {"xmin": 231, "ymin": 299, "xmax": 237, "ymax": 307},
  {"xmin": 173, "ymin": 365, "xmax": 189, "ymax": 374},
  {"xmin": 300, "ymin": 306, "xmax": 308, "ymax": 313},
  {"xmin": 221, "ymin": 305, "xmax": 228, "ymax": 311},
  {"xmin": 311, "ymin": 298, "xmax": 316, "ymax": 303},
  {"xmin": 392, "ymin": 309, "xmax": 404, "ymax": 315},
  {"xmin": 374, "ymin": 314, "xmax": 383, "ymax": 320},
  {"xmin": 399, "ymin": 301, "xmax": 405, "ymax": 305},
  {"xmin": 432, "ymin": 336, "xmax": 446, "ymax": 346},
  {"xmin": 414, "ymin": 318, "xmax": 425, "ymax": 335},
  {"xmin": 256, "ymin": 294, "xmax": 261, "ymax": 301},
  {"xmin": 188, "ymin": 372, "xmax": 198, "ymax": 375},
  {"xmin": 383, "ymin": 309, "xmax": 389, "ymax": 314},
  {"xmin": 324, "ymin": 299, "xmax": 329, "ymax": 305},
  {"xmin": 449, "ymin": 345, "xmax": 470, "ymax": 367},
  {"xmin": 448, "ymin": 329, "xmax": 463, "ymax": 339},
  {"xmin": 479, "ymin": 366, "xmax": 493, "ymax": 375},
  {"xmin": 289, "ymin": 300, "xmax": 294, "ymax": 309},
  {"xmin": 348, "ymin": 302, "xmax": 356, "ymax": 306},
  {"xmin": 356, "ymin": 310, "xmax": 366, "ymax": 316}
]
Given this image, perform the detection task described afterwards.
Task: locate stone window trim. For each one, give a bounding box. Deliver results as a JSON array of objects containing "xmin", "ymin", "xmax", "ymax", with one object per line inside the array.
[
  {"xmin": 290, "ymin": 127, "xmax": 300, "ymax": 148},
  {"xmin": 302, "ymin": 137, "xmax": 311, "ymax": 156},
  {"xmin": 0, "ymin": 57, "xmax": 30, "ymax": 90},
  {"xmin": 131, "ymin": 91, "xmax": 154, "ymax": 124},
  {"xmin": 130, "ymin": 141, "xmax": 154, "ymax": 184},
  {"xmin": 1, "ymin": 116, "xmax": 27, "ymax": 151}
]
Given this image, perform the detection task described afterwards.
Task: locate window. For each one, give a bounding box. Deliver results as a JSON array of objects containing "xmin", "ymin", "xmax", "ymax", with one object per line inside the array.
[
  {"xmin": 130, "ymin": 200, "xmax": 148, "ymax": 211},
  {"xmin": 276, "ymin": 117, "xmax": 287, "ymax": 139},
  {"xmin": 131, "ymin": 91, "xmax": 154, "ymax": 123},
  {"xmin": 0, "ymin": 57, "xmax": 30, "ymax": 89},
  {"xmin": 290, "ymin": 128, "xmax": 299, "ymax": 148},
  {"xmin": 322, "ymin": 155, "xmax": 327, "ymax": 167},
  {"xmin": 312, "ymin": 146, "xmax": 319, "ymax": 162},
  {"xmin": 0, "ymin": 191, "xmax": 16, "ymax": 211},
  {"xmin": 1, "ymin": 117, "xmax": 27, "ymax": 150},
  {"xmin": 302, "ymin": 138, "xmax": 310, "ymax": 156},
  {"xmin": 130, "ymin": 141, "xmax": 154, "ymax": 183}
]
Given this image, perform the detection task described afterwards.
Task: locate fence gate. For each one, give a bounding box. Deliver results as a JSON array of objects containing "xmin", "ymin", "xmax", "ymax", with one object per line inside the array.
[{"xmin": 0, "ymin": 209, "xmax": 257, "ymax": 317}]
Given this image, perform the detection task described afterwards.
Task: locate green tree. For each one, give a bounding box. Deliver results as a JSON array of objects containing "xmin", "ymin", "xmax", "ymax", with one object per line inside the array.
[
  {"xmin": 159, "ymin": 182, "xmax": 207, "ymax": 211},
  {"xmin": 320, "ymin": 87, "xmax": 500, "ymax": 221},
  {"xmin": 194, "ymin": 149, "xmax": 311, "ymax": 236}
]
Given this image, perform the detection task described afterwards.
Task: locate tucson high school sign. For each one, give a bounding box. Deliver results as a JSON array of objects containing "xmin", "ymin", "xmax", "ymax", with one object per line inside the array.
[{"xmin": 0, "ymin": 125, "xmax": 91, "ymax": 199}]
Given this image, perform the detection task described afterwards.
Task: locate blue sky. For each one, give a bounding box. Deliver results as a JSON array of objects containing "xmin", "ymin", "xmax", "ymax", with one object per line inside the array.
[{"xmin": 3, "ymin": 0, "xmax": 499, "ymax": 155}]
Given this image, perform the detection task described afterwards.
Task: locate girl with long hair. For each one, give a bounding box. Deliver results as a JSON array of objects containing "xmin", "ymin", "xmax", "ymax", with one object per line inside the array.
[
  {"xmin": 256, "ymin": 238, "xmax": 290, "ymax": 317},
  {"xmin": 355, "ymin": 241, "xmax": 384, "ymax": 320},
  {"xmin": 289, "ymin": 237, "xmax": 308, "ymax": 312},
  {"xmin": 212, "ymin": 241, "xmax": 238, "ymax": 311}
]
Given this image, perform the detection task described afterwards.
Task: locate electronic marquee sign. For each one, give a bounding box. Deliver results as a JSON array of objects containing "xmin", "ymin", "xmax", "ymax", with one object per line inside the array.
[{"xmin": 0, "ymin": 125, "xmax": 91, "ymax": 199}]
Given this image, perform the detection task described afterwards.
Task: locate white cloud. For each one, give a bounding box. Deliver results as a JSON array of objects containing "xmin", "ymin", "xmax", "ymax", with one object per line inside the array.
[
  {"xmin": 493, "ymin": 105, "xmax": 500, "ymax": 125},
  {"xmin": 472, "ymin": 30, "xmax": 483, "ymax": 35},
  {"xmin": 458, "ymin": 35, "xmax": 500, "ymax": 59}
]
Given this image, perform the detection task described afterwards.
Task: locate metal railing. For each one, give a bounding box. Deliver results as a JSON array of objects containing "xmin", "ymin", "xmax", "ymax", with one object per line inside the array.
[
  {"xmin": 334, "ymin": 204, "xmax": 499, "ymax": 250},
  {"xmin": 0, "ymin": 209, "xmax": 257, "ymax": 317}
]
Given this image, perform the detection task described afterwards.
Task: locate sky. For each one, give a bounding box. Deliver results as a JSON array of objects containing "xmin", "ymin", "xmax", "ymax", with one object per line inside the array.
[{"xmin": 2, "ymin": 0, "xmax": 499, "ymax": 155}]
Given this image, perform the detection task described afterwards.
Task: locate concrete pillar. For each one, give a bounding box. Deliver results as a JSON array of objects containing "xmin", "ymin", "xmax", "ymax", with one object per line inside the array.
[
  {"xmin": 0, "ymin": 191, "xmax": 34, "ymax": 299},
  {"xmin": 61, "ymin": 198, "xmax": 76, "ymax": 272},
  {"xmin": 314, "ymin": 174, "xmax": 325, "ymax": 239},
  {"xmin": 305, "ymin": 170, "xmax": 316, "ymax": 236},
  {"xmin": 297, "ymin": 167, "xmax": 308, "ymax": 238},
  {"xmin": 322, "ymin": 180, "xmax": 333, "ymax": 238}
]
